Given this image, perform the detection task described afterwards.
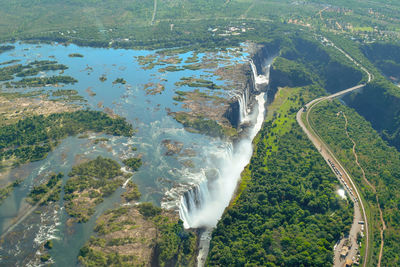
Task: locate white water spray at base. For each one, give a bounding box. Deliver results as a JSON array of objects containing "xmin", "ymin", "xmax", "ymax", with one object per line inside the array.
[
  {"xmin": 169, "ymin": 56, "xmax": 274, "ymax": 266},
  {"xmin": 250, "ymin": 59, "xmax": 269, "ymax": 90},
  {"xmin": 179, "ymin": 92, "xmax": 265, "ymax": 229},
  {"xmin": 237, "ymin": 84, "xmax": 250, "ymax": 124}
]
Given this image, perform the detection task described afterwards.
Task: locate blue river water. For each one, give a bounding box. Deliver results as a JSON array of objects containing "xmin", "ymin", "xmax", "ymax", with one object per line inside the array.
[{"xmin": 0, "ymin": 42, "xmax": 254, "ymax": 265}]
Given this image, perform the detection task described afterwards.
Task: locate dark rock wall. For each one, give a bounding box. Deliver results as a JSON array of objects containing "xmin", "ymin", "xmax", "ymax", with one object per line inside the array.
[{"xmin": 224, "ymin": 42, "xmax": 280, "ymax": 128}]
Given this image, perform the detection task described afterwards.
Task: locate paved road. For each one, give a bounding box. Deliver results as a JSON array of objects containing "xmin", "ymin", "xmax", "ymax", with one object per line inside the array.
[
  {"xmin": 151, "ymin": 0, "xmax": 157, "ymax": 25},
  {"xmin": 297, "ymin": 89, "xmax": 367, "ymax": 267},
  {"xmin": 296, "ymin": 38, "xmax": 373, "ymax": 267}
]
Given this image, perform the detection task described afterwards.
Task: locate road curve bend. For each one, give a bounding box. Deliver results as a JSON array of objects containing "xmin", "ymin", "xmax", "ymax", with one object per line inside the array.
[{"xmin": 296, "ymin": 38, "xmax": 373, "ymax": 267}]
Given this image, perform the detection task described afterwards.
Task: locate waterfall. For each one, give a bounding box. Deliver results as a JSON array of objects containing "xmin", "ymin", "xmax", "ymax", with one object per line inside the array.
[
  {"xmin": 179, "ymin": 180, "xmax": 212, "ymax": 229},
  {"xmin": 164, "ymin": 56, "xmax": 274, "ymax": 267},
  {"xmin": 250, "ymin": 59, "xmax": 269, "ymax": 91},
  {"xmin": 237, "ymin": 85, "xmax": 250, "ymax": 123}
]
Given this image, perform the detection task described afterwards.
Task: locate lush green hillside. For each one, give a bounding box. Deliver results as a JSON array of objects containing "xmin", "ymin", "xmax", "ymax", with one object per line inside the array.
[
  {"xmin": 362, "ymin": 42, "xmax": 400, "ymax": 81},
  {"xmin": 207, "ymin": 86, "xmax": 353, "ymax": 266},
  {"xmin": 344, "ymin": 78, "xmax": 400, "ymax": 151},
  {"xmin": 269, "ymin": 35, "xmax": 364, "ymax": 99},
  {"xmin": 318, "ymin": 35, "xmax": 400, "ymax": 152},
  {"xmin": 310, "ymin": 100, "xmax": 400, "ymax": 266}
]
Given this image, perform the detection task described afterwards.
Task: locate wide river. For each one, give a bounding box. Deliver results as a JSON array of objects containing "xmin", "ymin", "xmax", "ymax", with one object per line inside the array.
[{"xmin": 0, "ymin": 42, "xmax": 269, "ymax": 266}]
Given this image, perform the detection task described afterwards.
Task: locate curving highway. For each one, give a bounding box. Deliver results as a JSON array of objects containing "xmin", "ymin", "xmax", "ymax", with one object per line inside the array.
[{"xmin": 296, "ymin": 38, "xmax": 373, "ymax": 267}]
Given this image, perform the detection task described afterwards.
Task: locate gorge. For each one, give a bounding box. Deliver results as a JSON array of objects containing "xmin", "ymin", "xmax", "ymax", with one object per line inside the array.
[{"xmin": 168, "ymin": 48, "xmax": 276, "ymax": 266}]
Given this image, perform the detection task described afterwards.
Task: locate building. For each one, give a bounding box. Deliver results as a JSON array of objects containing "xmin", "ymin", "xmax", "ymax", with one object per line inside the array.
[{"xmin": 340, "ymin": 246, "xmax": 349, "ymax": 259}]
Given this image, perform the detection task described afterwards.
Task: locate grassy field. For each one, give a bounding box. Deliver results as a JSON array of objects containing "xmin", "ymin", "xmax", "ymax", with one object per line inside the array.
[{"xmin": 232, "ymin": 85, "xmax": 312, "ymax": 206}]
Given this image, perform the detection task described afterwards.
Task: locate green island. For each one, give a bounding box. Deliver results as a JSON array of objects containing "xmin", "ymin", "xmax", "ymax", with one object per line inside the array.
[
  {"xmin": 79, "ymin": 203, "xmax": 197, "ymax": 266},
  {"xmin": 51, "ymin": 89, "xmax": 78, "ymax": 97},
  {"xmin": 28, "ymin": 172, "xmax": 63, "ymax": 204},
  {"xmin": 10, "ymin": 75, "xmax": 77, "ymax": 88},
  {"xmin": 135, "ymin": 54, "xmax": 159, "ymax": 70},
  {"xmin": 51, "ymin": 89, "xmax": 86, "ymax": 102},
  {"xmin": 121, "ymin": 180, "xmax": 141, "ymax": 202},
  {"xmin": 0, "ymin": 179, "xmax": 22, "ymax": 205},
  {"xmin": 143, "ymin": 82, "xmax": 165, "ymax": 95},
  {"xmin": 63, "ymin": 156, "xmax": 126, "ymax": 223},
  {"xmin": 0, "ymin": 60, "xmax": 68, "ymax": 81},
  {"xmin": 112, "ymin": 78, "xmax": 126, "ymax": 85},
  {"xmin": 0, "ymin": 59, "xmax": 20, "ymax": 66},
  {"xmin": 0, "ymin": 110, "xmax": 133, "ymax": 168},
  {"xmin": 159, "ymin": 65, "xmax": 184, "ymax": 73},
  {"xmin": 171, "ymin": 89, "xmax": 237, "ymax": 138},
  {"xmin": 99, "ymin": 75, "xmax": 107, "ymax": 82},
  {"xmin": 92, "ymin": 137, "xmax": 109, "ymax": 145},
  {"xmin": 68, "ymin": 53, "xmax": 84, "ymax": 58},
  {"xmin": 175, "ymin": 77, "xmax": 221, "ymax": 90},
  {"xmin": 184, "ymin": 53, "xmax": 199, "ymax": 64},
  {"xmin": 0, "ymin": 45, "xmax": 14, "ymax": 54},
  {"xmin": 173, "ymin": 113, "xmax": 226, "ymax": 138},
  {"xmin": 122, "ymin": 157, "xmax": 142, "ymax": 171}
]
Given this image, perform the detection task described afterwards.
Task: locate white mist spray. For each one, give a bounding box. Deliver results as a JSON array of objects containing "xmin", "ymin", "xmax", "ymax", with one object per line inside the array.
[
  {"xmin": 250, "ymin": 59, "xmax": 269, "ymax": 90},
  {"xmin": 167, "ymin": 57, "xmax": 273, "ymax": 266},
  {"xmin": 179, "ymin": 92, "xmax": 265, "ymax": 228}
]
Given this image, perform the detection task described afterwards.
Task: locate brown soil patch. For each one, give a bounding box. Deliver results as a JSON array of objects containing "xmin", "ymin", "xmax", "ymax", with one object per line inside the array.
[
  {"xmin": 0, "ymin": 95, "xmax": 78, "ymax": 126},
  {"xmin": 88, "ymin": 207, "xmax": 179, "ymax": 265}
]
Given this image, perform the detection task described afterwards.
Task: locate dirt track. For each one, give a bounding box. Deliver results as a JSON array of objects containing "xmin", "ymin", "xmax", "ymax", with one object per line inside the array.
[
  {"xmin": 341, "ymin": 112, "xmax": 386, "ymax": 267},
  {"xmin": 296, "ymin": 37, "xmax": 374, "ymax": 267}
]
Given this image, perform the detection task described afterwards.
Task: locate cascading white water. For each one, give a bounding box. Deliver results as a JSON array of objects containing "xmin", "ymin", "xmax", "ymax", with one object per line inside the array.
[
  {"xmin": 192, "ymin": 92, "xmax": 266, "ymax": 266},
  {"xmin": 179, "ymin": 180, "xmax": 212, "ymax": 228},
  {"xmin": 164, "ymin": 57, "xmax": 272, "ymax": 267},
  {"xmin": 237, "ymin": 85, "xmax": 250, "ymax": 123},
  {"xmin": 250, "ymin": 59, "xmax": 269, "ymax": 91}
]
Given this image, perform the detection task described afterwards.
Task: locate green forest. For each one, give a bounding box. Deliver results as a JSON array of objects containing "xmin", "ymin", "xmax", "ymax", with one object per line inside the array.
[
  {"xmin": 0, "ymin": 0, "xmax": 398, "ymax": 50},
  {"xmin": 206, "ymin": 31, "xmax": 397, "ymax": 265},
  {"xmin": 0, "ymin": 110, "xmax": 133, "ymax": 167},
  {"xmin": 64, "ymin": 156, "xmax": 125, "ymax": 222},
  {"xmin": 207, "ymin": 84, "xmax": 353, "ymax": 266},
  {"xmin": 310, "ymin": 100, "xmax": 400, "ymax": 266},
  {"xmin": 0, "ymin": 0, "xmax": 400, "ymax": 265},
  {"xmin": 28, "ymin": 172, "xmax": 63, "ymax": 204},
  {"xmin": 344, "ymin": 78, "xmax": 400, "ymax": 151}
]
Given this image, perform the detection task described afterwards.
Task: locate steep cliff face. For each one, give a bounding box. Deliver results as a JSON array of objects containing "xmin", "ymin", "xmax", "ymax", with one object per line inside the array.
[
  {"xmin": 251, "ymin": 40, "xmax": 280, "ymax": 75},
  {"xmin": 362, "ymin": 42, "xmax": 400, "ymax": 81},
  {"xmin": 323, "ymin": 61, "xmax": 363, "ymax": 93},
  {"xmin": 269, "ymin": 57, "xmax": 312, "ymax": 102},
  {"xmin": 223, "ymin": 42, "xmax": 278, "ymax": 129},
  {"xmin": 344, "ymin": 78, "xmax": 400, "ymax": 150},
  {"xmin": 348, "ymin": 42, "xmax": 400, "ymax": 151},
  {"xmin": 281, "ymin": 36, "xmax": 364, "ymax": 93},
  {"xmin": 224, "ymin": 98, "xmax": 241, "ymax": 129}
]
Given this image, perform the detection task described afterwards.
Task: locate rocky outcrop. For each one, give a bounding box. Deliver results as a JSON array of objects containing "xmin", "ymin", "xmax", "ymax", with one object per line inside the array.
[
  {"xmin": 223, "ymin": 42, "xmax": 279, "ymax": 128},
  {"xmin": 251, "ymin": 40, "xmax": 280, "ymax": 75},
  {"xmin": 224, "ymin": 98, "xmax": 241, "ymax": 129}
]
